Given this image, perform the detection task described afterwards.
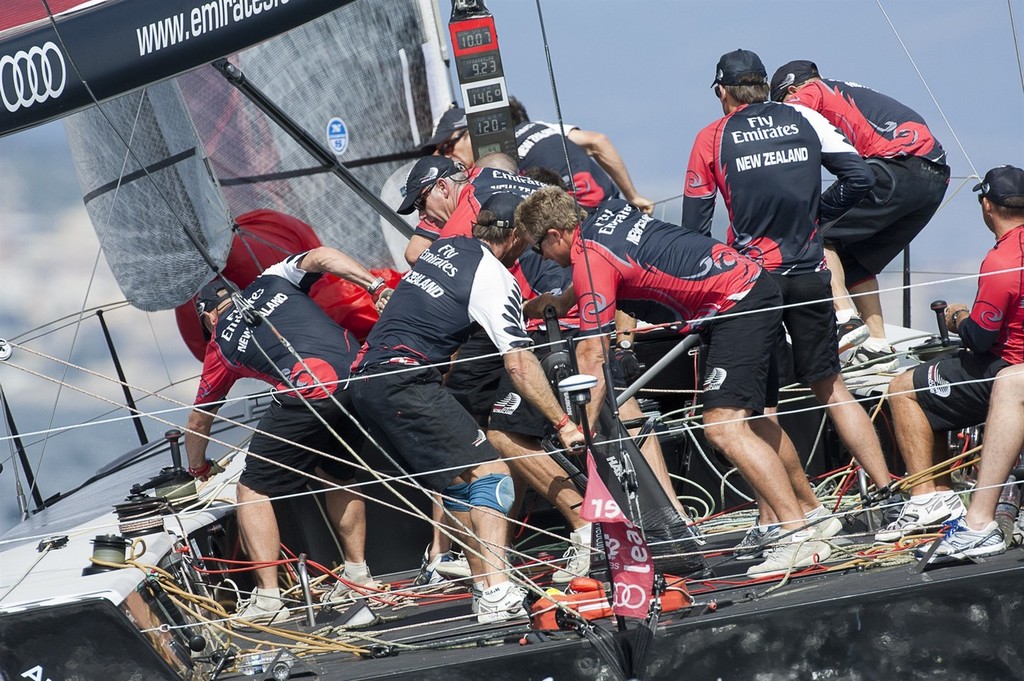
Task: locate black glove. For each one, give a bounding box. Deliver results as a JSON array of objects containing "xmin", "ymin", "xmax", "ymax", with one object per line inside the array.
[{"xmin": 613, "ymin": 347, "xmax": 642, "ymax": 382}]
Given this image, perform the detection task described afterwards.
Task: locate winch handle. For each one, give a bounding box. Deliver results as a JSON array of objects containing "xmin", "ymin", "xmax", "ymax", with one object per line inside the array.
[{"xmin": 930, "ymin": 300, "xmax": 949, "ymax": 344}]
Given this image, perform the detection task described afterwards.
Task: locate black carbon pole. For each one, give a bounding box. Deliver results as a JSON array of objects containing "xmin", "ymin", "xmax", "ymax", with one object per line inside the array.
[{"xmin": 213, "ymin": 59, "xmax": 414, "ymax": 239}]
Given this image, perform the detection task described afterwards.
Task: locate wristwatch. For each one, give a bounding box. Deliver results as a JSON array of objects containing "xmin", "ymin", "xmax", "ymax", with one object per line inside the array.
[
  {"xmin": 618, "ymin": 339, "xmax": 633, "ymax": 351},
  {"xmin": 951, "ymin": 310, "xmax": 968, "ymax": 328}
]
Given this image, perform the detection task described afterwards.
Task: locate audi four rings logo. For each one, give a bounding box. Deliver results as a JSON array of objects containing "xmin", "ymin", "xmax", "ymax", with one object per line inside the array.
[{"xmin": 0, "ymin": 42, "xmax": 66, "ymax": 113}]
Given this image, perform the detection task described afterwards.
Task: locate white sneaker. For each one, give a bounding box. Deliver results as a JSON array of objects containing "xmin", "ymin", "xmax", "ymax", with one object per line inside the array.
[
  {"xmin": 433, "ymin": 550, "xmax": 472, "ymax": 579},
  {"xmin": 746, "ymin": 531, "xmax": 831, "ymax": 577},
  {"xmin": 837, "ymin": 316, "xmax": 870, "ymax": 353},
  {"xmin": 235, "ymin": 588, "xmax": 290, "ymax": 627},
  {"xmin": 874, "ymin": 491, "xmax": 966, "ymax": 543},
  {"xmin": 844, "ymin": 345, "xmax": 899, "ymax": 376},
  {"xmin": 324, "ymin": 571, "xmax": 382, "ymax": 604},
  {"xmin": 919, "ymin": 518, "xmax": 1006, "ymax": 564},
  {"xmin": 733, "ymin": 523, "xmax": 781, "ymax": 561},
  {"xmin": 552, "ymin": 524, "xmax": 592, "ymax": 584},
  {"xmin": 476, "ymin": 582, "xmax": 528, "ymax": 623},
  {"xmin": 806, "ymin": 505, "xmax": 843, "ymax": 539}
]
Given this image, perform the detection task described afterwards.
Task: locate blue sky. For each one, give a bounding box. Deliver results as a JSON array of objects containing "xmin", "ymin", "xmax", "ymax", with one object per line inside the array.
[{"xmin": 454, "ymin": 0, "xmax": 1023, "ymax": 315}]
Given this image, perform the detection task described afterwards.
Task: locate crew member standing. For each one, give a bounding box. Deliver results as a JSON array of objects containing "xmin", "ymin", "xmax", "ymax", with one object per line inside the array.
[
  {"xmin": 771, "ymin": 59, "xmax": 951, "ymax": 370},
  {"xmin": 507, "ymin": 96, "xmax": 653, "ymax": 214},
  {"xmin": 681, "ymin": 49, "xmax": 892, "ymax": 550}
]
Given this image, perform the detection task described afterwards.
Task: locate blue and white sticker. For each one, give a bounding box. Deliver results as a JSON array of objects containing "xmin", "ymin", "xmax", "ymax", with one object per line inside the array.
[{"xmin": 326, "ymin": 117, "xmax": 349, "ymax": 156}]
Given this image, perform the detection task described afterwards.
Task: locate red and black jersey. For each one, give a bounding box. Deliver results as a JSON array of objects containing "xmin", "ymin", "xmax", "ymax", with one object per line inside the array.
[
  {"xmin": 195, "ymin": 254, "xmax": 359, "ymax": 406},
  {"xmin": 437, "ymin": 167, "xmax": 545, "ymax": 240},
  {"xmin": 786, "ymin": 79, "xmax": 945, "ymax": 164},
  {"xmin": 515, "ymin": 121, "xmax": 620, "ymax": 209},
  {"xmin": 682, "ymin": 101, "xmax": 873, "ymax": 275},
  {"xmin": 355, "ymin": 235, "xmax": 533, "ymax": 370},
  {"xmin": 423, "ymin": 168, "xmax": 579, "ymax": 327},
  {"xmin": 573, "ymin": 199, "xmax": 762, "ymax": 336},
  {"xmin": 960, "ymin": 225, "xmax": 1024, "ymax": 364}
]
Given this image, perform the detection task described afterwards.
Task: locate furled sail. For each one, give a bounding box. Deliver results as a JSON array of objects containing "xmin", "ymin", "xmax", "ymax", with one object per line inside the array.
[{"xmin": 61, "ymin": 0, "xmax": 449, "ymax": 310}]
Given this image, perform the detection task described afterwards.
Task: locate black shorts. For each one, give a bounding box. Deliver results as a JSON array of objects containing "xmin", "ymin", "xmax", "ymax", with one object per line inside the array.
[
  {"xmin": 771, "ymin": 271, "xmax": 841, "ymax": 385},
  {"xmin": 701, "ymin": 274, "xmax": 782, "ymax": 413},
  {"xmin": 444, "ymin": 330, "xmax": 504, "ymax": 419},
  {"xmin": 349, "ymin": 365, "xmax": 499, "ymax": 491},
  {"xmin": 240, "ymin": 390, "xmax": 364, "ymax": 496},
  {"xmin": 911, "ymin": 351, "xmax": 1009, "ymax": 431},
  {"xmin": 825, "ymin": 156, "xmax": 949, "ymax": 285}
]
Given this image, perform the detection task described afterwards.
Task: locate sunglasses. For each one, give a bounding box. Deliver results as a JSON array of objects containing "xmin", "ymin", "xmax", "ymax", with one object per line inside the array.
[
  {"xmin": 532, "ymin": 230, "xmax": 549, "ymax": 256},
  {"xmin": 413, "ymin": 183, "xmax": 437, "ymax": 212},
  {"xmin": 437, "ymin": 129, "xmax": 468, "ymax": 156},
  {"xmin": 713, "ymin": 84, "xmax": 722, "ymax": 99}
]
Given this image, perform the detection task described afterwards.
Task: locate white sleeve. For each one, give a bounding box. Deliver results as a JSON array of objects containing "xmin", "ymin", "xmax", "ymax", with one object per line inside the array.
[
  {"xmin": 259, "ymin": 252, "xmax": 319, "ymax": 291},
  {"xmin": 537, "ymin": 120, "xmax": 580, "ymax": 135},
  {"xmin": 467, "ymin": 252, "xmax": 533, "ymax": 354}
]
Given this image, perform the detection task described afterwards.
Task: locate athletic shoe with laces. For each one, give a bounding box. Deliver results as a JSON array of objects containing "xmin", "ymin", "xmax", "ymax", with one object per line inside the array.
[
  {"xmin": 433, "ymin": 549, "xmax": 472, "ymax": 579},
  {"xmin": 746, "ymin": 531, "xmax": 831, "ymax": 577},
  {"xmin": 733, "ymin": 523, "xmax": 781, "ymax": 561},
  {"xmin": 837, "ymin": 316, "xmax": 870, "ymax": 353},
  {"xmin": 552, "ymin": 525, "xmax": 592, "ymax": 584},
  {"xmin": 470, "ymin": 584, "xmax": 484, "ymax": 614},
  {"xmin": 413, "ymin": 545, "xmax": 469, "ymax": 586},
  {"xmin": 323, "ymin": 571, "xmax": 382, "ymax": 604},
  {"xmin": 235, "ymin": 588, "xmax": 290, "ymax": 627},
  {"xmin": 476, "ymin": 582, "xmax": 528, "ymax": 623},
  {"xmin": 844, "ymin": 345, "xmax": 899, "ymax": 375},
  {"xmin": 874, "ymin": 491, "xmax": 966, "ymax": 543},
  {"xmin": 918, "ymin": 518, "xmax": 1006, "ymax": 563},
  {"xmin": 806, "ymin": 505, "xmax": 843, "ymax": 539}
]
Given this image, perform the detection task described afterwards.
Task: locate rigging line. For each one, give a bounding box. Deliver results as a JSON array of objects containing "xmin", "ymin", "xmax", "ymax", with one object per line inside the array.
[
  {"xmin": 8, "ymin": 337, "xmax": 598, "ymax": 587},
  {"xmin": 3, "ymin": 359, "xmax": 579, "ymax": 587},
  {"xmin": 40, "ymin": 1, "xmax": 232, "ymax": 289},
  {"xmin": 12, "ymin": 301, "xmax": 132, "ymax": 344},
  {"xmin": 30, "ymin": 246, "xmax": 107, "ymax": 510},
  {"xmin": 532, "ymin": 0, "xmax": 579, "ymax": 200},
  {"xmin": 874, "ymin": 0, "xmax": 978, "ymax": 178},
  {"xmin": 144, "ymin": 312, "xmax": 176, "ymax": 388},
  {"xmin": 1010, "ymin": 0, "xmax": 1024, "ymax": 121}
]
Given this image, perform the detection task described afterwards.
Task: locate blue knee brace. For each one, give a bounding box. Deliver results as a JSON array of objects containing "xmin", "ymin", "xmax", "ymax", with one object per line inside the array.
[
  {"xmin": 468, "ymin": 473, "xmax": 515, "ymax": 515},
  {"xmin": 443, "ymin": 482, "xmax": 472, "ymax": 513}
]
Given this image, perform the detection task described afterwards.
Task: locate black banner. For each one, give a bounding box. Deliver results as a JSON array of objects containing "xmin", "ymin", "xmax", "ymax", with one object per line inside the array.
[{"xmin": 0, "ymin": 0, "xmax": 350, "ymax": 138}]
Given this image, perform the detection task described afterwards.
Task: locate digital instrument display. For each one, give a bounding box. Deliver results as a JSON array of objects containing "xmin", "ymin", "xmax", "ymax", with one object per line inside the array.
[
  {"xmin": 466, "ymin": 82, "xmax": 505, "ymax": 108},
  {"xmin": 455, "ymin": 26, "xmax": 493, "ymax": 50},
  {"xmin": 471, "ymin": 109, "xmax": 511, "ymax": 136},
  {"xmin": 456, "ymin": 52, "xmax": 500, "ymax": 81}
]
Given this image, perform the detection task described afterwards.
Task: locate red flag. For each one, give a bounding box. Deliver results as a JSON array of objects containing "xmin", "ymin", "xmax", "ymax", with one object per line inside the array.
[{"xmin": 580, "ymin": 451, "xmax": 655, "ymax": 619}]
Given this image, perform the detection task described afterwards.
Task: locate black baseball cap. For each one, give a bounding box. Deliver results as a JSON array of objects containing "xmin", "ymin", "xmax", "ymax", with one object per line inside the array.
[
  {"xmin": 712, "ymin": 49, "xmax": 767, "ymax": 87},
  {"xmin": 770, "ymin": 60, "xmax": 820, "ymax": 101},
  {"xmin": 397, "ymin": 155, "xmax": 460, "ymax": 214},
  {"xmin": 195, "ymin": 278, "xmax": 233, "ymax": 315},
  {"xmin": 974, "ymin": 165, "xmax": 1024, "ymax": 207},
  {"xmin": 476, "ymin": 192, "xmax": 521, "ymax": 230},
  {"xmin": 420, "ymin": 107, "xmax": 468, "ymax": 154}
]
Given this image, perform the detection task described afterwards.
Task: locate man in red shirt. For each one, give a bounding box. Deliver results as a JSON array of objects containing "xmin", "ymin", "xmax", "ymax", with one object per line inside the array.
[
  {"xmin": 771, "ymin": 60, "xmax": 950, "ymax": 371},
  {"xmin": 516, "ymin": 185, "xmax": 832, "ymax": 577},
  {"xmin": 879, "ymin": 166, "xmax": 1024, "ymax": 544}
]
